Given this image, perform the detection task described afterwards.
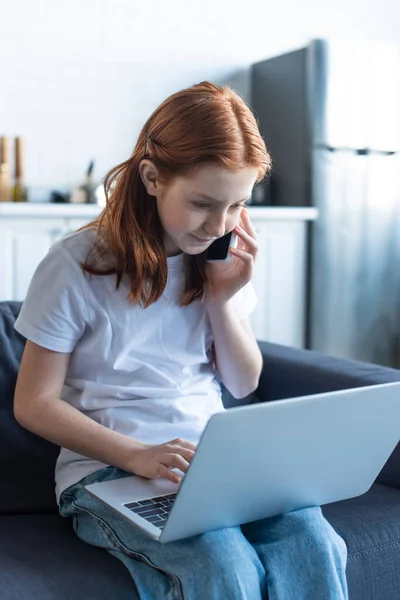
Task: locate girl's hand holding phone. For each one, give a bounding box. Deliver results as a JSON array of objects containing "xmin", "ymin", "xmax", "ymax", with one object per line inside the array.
[
  {"xmin": 205, "ymin": 208, "xmax": 258, "ymax": 304},
  {"xmin": 128, "ymin": 438, "xmax": 197, "ymax": 484}
]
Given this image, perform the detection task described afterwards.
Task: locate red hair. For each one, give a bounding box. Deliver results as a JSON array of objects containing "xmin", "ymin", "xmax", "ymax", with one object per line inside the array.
[{"xmin": 81, "ymin": 81, "xmax": 271, "ymax": 307}]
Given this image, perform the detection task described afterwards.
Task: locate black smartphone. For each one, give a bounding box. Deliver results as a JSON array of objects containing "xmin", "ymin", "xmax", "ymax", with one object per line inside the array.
[{"xmin": 206, "ymin": 231, "xmax": 237, "ymax": 263}]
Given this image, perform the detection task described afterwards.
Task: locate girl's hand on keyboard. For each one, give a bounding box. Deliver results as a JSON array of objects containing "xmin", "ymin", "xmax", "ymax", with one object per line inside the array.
[{"xmin": 129, "ymin": 438, "xmax": 197, "ymax": 483}]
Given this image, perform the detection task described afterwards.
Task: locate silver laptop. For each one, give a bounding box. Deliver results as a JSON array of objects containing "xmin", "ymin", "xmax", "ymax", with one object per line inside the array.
[{"xmin": 85, "ymin": 381, "xmax": 400, "ymax": 543}]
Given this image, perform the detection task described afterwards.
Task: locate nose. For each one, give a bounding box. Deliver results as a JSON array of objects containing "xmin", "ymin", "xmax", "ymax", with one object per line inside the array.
[{"xmin": 204, "ymin": 213, "xmax": 227, "ymax": 238}]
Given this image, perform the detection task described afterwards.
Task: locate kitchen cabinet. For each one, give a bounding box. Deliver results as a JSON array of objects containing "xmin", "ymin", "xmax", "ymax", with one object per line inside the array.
[{"xmin": 0, "ymin": 203, "xmax": 317, "ymax": 348}]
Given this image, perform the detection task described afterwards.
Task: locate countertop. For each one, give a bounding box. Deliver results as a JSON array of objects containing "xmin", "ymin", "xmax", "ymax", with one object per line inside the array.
[{"xmin": 0, "ymin": 203, "xmax": 318, "ymax": 221}]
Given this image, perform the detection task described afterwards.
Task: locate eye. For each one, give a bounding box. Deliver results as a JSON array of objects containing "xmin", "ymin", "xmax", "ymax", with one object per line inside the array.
[
  {"xmin": 192, "ymin": 201, "xmax": 212, "ymax": 210},
  {"xmin": 191, "ymin": 200, "xmax": 248, "ymax": 211},
  {"xmin": 230, "ymin": 202, "xmax": 248, "ymax": 211}
]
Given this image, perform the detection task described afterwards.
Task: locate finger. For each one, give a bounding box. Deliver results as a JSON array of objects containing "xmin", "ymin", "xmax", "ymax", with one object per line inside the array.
[
  {"xmin": 240, "ymin": 209, "xmax": 257, "ymax": 238},
  {"xmin": 229, "ymin": 247, "xmax": 255, "ymax": 266},
  {"xmin": 162, "ymin": 453, "xmax": 191, "ymax": 473},
  {"xmin": 157, "ymin": 464, "xmax": 181, "ymax": 483},
  {"xmin": 234, "ymin": 224, "xmax": 258, "ymax": 256},
  {"xmin": 175, "ymin": 448, "xmax": 196, "ymax": 463},
  {"xmin": 170, "ymin": 438, "xmax": 197, "ymax": 452},
  {"xmin": 166, "ymin": 445, "xmax": 196, "ymax": 463}
]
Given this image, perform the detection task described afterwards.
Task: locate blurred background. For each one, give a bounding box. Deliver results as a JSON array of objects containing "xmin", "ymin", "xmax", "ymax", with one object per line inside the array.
[{"xmin": 0, "ymin": 0, "xmax": 399, "ymax": 368}]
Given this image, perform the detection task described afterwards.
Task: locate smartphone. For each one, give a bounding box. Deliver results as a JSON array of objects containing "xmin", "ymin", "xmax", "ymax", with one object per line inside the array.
[{"xmin": 206, "ymin": 231, "xmax": 238, "ymax": 263}]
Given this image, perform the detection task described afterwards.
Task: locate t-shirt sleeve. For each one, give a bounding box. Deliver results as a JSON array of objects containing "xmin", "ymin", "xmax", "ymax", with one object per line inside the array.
[
  {"xmin": 14, "ymin": 247, "xmax": 90, "ymax": 353},
  {"xmin": 230, "ymin": 280, "xmax": 258, "ymax": 321}
]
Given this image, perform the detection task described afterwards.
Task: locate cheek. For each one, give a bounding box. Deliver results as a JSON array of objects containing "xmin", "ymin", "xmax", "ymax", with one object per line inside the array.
[
  {"xmin": 157, "ymin": 200, "xmax": 186, "ymax": 231},
  {"xmin": 165, "ymin": 209, "xmax": 196, "ymax": 234},
  {"xmin": 179, "ymin": 210, "xmax": 203, "ymax": 233}
]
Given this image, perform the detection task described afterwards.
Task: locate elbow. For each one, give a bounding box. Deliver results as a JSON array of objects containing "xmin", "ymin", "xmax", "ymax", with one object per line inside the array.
[
  {"xmin": 225, "ymin": 366, "xmax": 262, "ymax": 400},
  {"xmin": 13, "ymin": 394, "xmax": 37, "ymax": 430},
  {"xmin": 13, "ymin": 398, "xmax": 27, "ymax": 428},
  {"xmin": 232, "ymin": 362, "xmax": 262, "ymax": 399},
  {"xmin": 14, "ymin": 393, "xmax": 22, "ymax": 423},
  {"xmin": 230, "ymin": 378, "xmax": 260, "ymax": 400}
]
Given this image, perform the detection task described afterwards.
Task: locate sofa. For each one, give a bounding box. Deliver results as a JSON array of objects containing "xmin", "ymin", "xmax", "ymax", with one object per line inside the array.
[{"xmin": 1, "ymin": 299, "xmax": 400, "ymax": 600}]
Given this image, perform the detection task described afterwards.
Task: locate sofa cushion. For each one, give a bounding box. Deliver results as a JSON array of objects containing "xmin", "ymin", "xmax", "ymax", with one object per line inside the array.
[
  {"xmin": 0, "ymin": 513, "xmax": 137, "ymax": 600},
  {"xmin": 376, "ymin": 441, "xmax": 400, "ymax": 491},
  {"xmin": 0, "ymin": 302, "xmax": 60, "ymax": 514},
  {"xmin": 0, "ymin": 485, "xmax": 398, "ymax": 600},
  {"xmin": 323, "ymin": 484, "xmax": 400, "ymax": 600}
]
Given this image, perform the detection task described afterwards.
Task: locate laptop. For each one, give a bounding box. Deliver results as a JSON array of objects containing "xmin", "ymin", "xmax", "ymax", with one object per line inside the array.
[{"xmin": 85, "ymin": 381, "xmax": 400, "ymax": 543}]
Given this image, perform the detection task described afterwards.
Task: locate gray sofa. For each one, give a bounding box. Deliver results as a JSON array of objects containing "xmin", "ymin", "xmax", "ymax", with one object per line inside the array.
[{"xmin": 1, "ymin": 300, "xmax": 399, "ymax": 599}]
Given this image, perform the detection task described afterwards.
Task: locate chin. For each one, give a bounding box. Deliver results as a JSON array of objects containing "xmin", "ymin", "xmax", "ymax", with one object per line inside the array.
[
  {"xmin": 180, "ymin": 242, "xmax": 204, "ymax": 255},
  {"xmin": 174, "ymin": 235, "xmax": 208, "ymax": 256},
  {"xmin": 185, "ymin": 248, "xmax": 207, "ymax": 256}
]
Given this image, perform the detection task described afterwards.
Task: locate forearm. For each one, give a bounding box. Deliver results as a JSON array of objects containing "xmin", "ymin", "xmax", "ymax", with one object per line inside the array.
[
  {"xmin": 14, "ymin": 395, "xmax": 146, "ymax": 472},
  {"xmin": 206, "ymin": 301, "xmax": 262, "ymax": 398}
]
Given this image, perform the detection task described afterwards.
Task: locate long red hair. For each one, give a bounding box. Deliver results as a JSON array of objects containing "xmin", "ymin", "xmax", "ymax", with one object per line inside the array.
[{"xmin": 81, "ymin": 81, "xmax": 271, "ymax": 307}]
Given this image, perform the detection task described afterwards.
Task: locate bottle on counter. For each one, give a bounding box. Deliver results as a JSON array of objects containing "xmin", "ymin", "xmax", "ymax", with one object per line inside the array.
[
  {"xmin": 71, "ymin": 160, "xmax": 96, "ymax": 204},
  {"xmin": 0, "ymin": 136, "xmax": 11, "ymax": 202},
  {"xmin": 12, "ymin": 136, "xmax": 28, "ymax": 202}
]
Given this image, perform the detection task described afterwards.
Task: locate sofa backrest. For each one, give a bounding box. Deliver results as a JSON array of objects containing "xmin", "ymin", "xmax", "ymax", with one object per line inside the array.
[
  {"xmin": 255, "ymin": 340, "xmax": 400, "ymax": 490},
  {"xmin": 0, "ymin": 301, "xmax": 59, "ymax": 514}
]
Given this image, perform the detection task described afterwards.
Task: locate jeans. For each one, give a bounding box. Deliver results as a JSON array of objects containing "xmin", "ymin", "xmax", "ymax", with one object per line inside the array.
[{"xmin": 59, "ymin": 467, "xmax": 349, "ymax": 600}]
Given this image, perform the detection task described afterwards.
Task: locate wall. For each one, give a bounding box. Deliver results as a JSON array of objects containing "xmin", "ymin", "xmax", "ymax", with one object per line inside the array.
[{"xmin": 1, "ymin": 0, "xmax": 399, "ymax": 197}]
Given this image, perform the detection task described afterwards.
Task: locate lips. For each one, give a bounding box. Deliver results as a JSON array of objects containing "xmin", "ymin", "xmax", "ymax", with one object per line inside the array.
[{"xmin": 191, "ymin": 235, "xmax": 214, "ymax": 243}]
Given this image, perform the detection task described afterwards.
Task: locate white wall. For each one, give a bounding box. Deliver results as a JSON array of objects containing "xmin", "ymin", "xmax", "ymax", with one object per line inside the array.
[{"xmin": 1, "ymin": 0, "xmax": 399, "ymax": 197}]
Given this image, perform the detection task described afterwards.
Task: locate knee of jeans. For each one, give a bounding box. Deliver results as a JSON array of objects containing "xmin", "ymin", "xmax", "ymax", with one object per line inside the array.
[
  {"xmin": 187, "ymin": 527, "xmax": 263, "ymax": 580},
  {"xmin": 289, "ymin": 507, "xmax": 347, "ymax": 560}
]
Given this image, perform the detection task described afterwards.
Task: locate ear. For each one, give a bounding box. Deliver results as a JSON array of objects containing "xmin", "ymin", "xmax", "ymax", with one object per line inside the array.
[{"xmin": 139, "ymin": 159, "xmax": 159, "ymax": 197}]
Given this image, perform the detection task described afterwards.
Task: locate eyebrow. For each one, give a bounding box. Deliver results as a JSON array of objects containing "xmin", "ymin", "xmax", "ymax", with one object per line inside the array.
[{"xmin": 193, "ymin": 192, "xmax": 251, "ymax": 204}]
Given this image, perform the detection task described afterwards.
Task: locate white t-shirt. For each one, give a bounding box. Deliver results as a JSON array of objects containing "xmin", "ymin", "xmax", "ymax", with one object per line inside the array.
[{"xmin": 14, "ymin": 228, "xmax": 257, "ymax": 502}]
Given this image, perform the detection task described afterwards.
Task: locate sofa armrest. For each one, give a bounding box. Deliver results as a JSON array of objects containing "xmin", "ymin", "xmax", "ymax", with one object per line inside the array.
[{"xmin": 254, "ymin": 341, "xmax": 400, "ymax": 491}]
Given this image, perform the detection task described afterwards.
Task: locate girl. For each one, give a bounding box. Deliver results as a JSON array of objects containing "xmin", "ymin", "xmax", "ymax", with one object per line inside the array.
[{"xmin": 13, "ymin": 81, "xmax": 348, "ymax": 600}]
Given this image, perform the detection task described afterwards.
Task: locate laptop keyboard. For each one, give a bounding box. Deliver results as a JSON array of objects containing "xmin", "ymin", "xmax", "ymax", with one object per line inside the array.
[{"xmin": 124, "ymin": 493, "xmax": 177, "ymax": 530}]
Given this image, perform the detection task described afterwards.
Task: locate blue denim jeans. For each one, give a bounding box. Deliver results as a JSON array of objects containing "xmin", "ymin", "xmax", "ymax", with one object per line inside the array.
[{"xmin": 59, "ymin": 467, "xmax": 349, "ymax": 600}]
